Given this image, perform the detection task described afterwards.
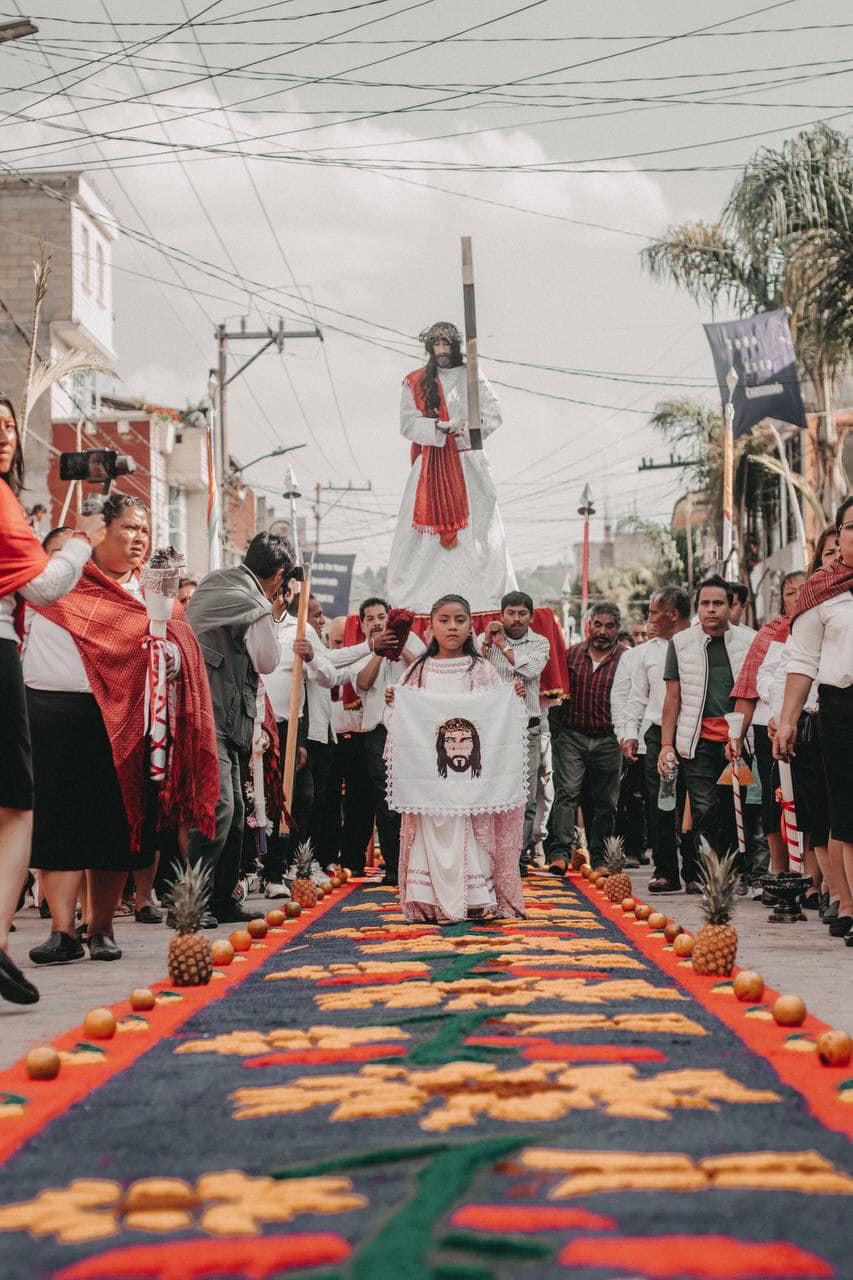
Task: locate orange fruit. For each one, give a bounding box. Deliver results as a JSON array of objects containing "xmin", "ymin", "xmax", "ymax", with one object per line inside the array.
[
  {"xmin": 129, "ymin": 988, "xmax": 156, "ymax": 1012},
  {"xmin": 284, "ymin": 901, "xmax": 302, "ymax": 919},
  {"xmin": 772, "ymin": 994, "xmax": 807, "ymax": 1027},
  {"xmin": 26, "ymin": 1046, "xmax": 61, "ymax": 1080},
  {"xmin": 634, "ymin": 903, "xmax": 652, "ymax": 921},
  {"xmin": 673, "ymin": 932, "xmax": 694, "ymax": 957},
  {"xmin": 229, "ymin": 929, "xmax": 252, "ymax": 952},
  {"xmin": 340, "ymin": 868, "xmax": 352, "ymax": 881},
  {"xmin": 247, "ymin": 918, "xmax": 268, "ymax": 939},
  {"xmin": 816, "ymin": 1029, "xmax": 852, "ymax": 1067},
  {"xmin": 211, "ymin": 939, "xmax": 235, "ymax": 966},
  {"xmin": 663, "ymin": 920, "xmax": 683, "ymax": 943},
  {"xmin": 266, "ymin": 909, "xmax": 285, "ymax": 927},
  {"xmin": 621, "ymin": 897, "xmax": 636, "ymax": 913},
  {"xmin": 647, "ymin": 912, "xmax": 668, "ymax": 931},
  {"xmin": 83, "ymin": 1008, "xmax": 117, "ymax": 1040},
  {"xmin": 733, "ymin": 970, "xmax": 765, "ymax": 1002},
  {"xmin": 580, "ymin": 865, "xmax": 592, "ymax": 880}
]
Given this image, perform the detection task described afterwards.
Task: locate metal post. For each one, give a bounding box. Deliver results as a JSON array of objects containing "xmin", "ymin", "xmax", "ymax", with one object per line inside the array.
[
  {"xmin": 314, "ymin": 480, "xmax": 321, "ymax": 556},
  {"xmin": 767, "ymin": 421, "xmax": 808, "ymax": 570},
  {"xmin": 722, "ymin": 367, "xmax": 738, "ymax": 572},
  {"xmin": 577, "ymin": 484, "xmax": 595, "ymax": 615},
  {"xmin": 461, "ymin": 236, "xmax": 482, "ymax": 450},
  {"xmin": 283, "ymin": 465, "xmax": 301, "ymax": 563}
]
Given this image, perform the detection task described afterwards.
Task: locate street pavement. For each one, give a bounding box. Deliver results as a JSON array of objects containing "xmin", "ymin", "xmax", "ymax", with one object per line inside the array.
[{"xmin": 1, "ymin": 869, "xmax": 850, "ymax": 1070}]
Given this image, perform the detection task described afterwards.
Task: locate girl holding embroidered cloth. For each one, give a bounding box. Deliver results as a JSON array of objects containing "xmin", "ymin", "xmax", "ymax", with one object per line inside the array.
[{"xmin": 385, "ymin": 594, "xmax": 527, "ymax": 923}]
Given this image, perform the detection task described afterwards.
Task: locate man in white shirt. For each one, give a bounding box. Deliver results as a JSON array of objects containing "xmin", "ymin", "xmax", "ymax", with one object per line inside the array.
[
  {"xmin": 480, "ymin": 590, "xmax": 551, "ymax": 872},
  {"xmin": 623, "ymin": 585, "xmax": 695, "ymax": 893},
  {"xmin": 353, "ymin": 597, "xmax": 425, "ymax": 885},
  {"xmin": 262, "ymin": 588, "xmax": 369, "ymax": 889},
  {"xmin": 324, "ymin": 616, "xmax": 375, "ymax": 875}
]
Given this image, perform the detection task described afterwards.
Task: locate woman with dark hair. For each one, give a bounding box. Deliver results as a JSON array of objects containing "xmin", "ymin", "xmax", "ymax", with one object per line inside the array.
[
  {"xmin": 0, "ymin": 398, "xmax": 104, "ymax": 1004},
  {"xmin": 385, "ymin": 594, "xmax": 526, "ymax": 923},
  {"xmin": 23, "ymin": 493, "xmax": 219, "ymax": 964},
  {"xmin": 808, "ymin": 524, "xmax": 838, "ymax": 577},
  {"xmin": 776, "ymin": 495, "xmax": 853, "ymax": 941}
]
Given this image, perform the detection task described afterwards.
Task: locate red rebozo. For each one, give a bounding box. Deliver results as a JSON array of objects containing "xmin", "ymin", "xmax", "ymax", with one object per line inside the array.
[{"xmin": 342, "ymin": 606, "xmax": 568, "ymax": 698}]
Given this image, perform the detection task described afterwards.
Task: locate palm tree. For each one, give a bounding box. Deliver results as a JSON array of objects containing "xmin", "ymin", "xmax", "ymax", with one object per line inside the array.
[{"xmin": 643, "ymin": 123, "xmax": 853, "ymax": 516}]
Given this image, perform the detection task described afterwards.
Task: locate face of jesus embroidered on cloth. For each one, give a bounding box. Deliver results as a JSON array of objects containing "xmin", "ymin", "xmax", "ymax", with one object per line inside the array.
[
  {"xmin": 387, "ymin": 684, "xmax": 527, "ymax": 817},
  {"xmin": 436, "ymin": 717, "xmax": 482, "ymax": 778}
]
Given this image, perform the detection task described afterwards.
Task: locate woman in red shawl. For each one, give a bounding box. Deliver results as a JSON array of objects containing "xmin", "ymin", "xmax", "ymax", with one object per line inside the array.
[
  {"xmin": 776, "ymin": 494, "xmax": 853, "ymax": 943},
  {"xmin": 0, "ymin": 398, "xmax": 104, "ymax": 1005},
  {"xmin": 23, "ymin": 494, "xmax": 219, "ymax": 964}
]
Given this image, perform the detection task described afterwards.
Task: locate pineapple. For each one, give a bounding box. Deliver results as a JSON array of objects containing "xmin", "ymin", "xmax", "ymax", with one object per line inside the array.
[
  {"xmin": 167, "ymin": 861, "xmax": 213, "ymax": 987},
  {"xmin": 602, "ymin": 835, "xmax": 632, "ymax": 903},
  {"xmin": 291, "ymin": 840, "xmax": 319, "ymax": 909},
  {"xmin": 570, "ymin": 826, "xmax": 589, "ymax": 873},
  {"xmin": 692, "ymin": 844, "xmax": 739, "ymax": 976}
]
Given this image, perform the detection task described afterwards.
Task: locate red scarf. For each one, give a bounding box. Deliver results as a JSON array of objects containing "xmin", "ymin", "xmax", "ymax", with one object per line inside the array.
[
  {"xmin": 405, "ymin": 368, "xmax": 469, "ymax": 549},
  {"xmin": 730, "ymin": 614, "xmax": 790, "ymax": 702},
  {"xmin": 30, "ymin": 561, "xmax": 219, "ymax": 843},
  {"xmin": 0, "ymin": 479, "xmax": 48, "ymax": 597},
  {"xmin": 792, "ymin": 555, "xmax": 853, "ymax": 620}
]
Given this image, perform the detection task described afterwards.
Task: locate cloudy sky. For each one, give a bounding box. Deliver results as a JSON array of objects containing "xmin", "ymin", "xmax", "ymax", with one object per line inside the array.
[{"xmin": 2, "ymin": 0, "xmax": 851, "ymax": 570}]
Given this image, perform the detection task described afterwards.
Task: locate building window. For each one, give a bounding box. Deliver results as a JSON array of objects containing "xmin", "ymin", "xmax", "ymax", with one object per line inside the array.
[
  {"xmin": 81, "ymin": 225, "xmax": 91, "ymax": 293},
  {"xmin": 167, "ymin": 486, "xmax": 187, "ymax": 555},
  {"xmin": 95, "ymin": 241, "xmax": 105, "ymax": 305}
]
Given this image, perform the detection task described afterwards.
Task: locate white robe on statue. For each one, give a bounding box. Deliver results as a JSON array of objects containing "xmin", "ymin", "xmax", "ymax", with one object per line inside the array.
[{"xmin": 386, "ymin": 365, "xmax": 517, "ymax": 614}]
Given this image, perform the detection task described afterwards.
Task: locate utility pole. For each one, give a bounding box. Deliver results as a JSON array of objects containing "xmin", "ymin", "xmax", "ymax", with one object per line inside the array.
[
  {"xmin": 215, "ymin": 317, "xmax": 321, "ymax": 560},
  {"xmin": 313, "ymin": 480, "xmax": 321, "ymax": 555}
]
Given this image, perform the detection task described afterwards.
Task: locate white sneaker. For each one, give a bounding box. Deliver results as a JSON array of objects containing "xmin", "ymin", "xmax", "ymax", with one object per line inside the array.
[
  {"xmin": 310, "ymin": 859, "xmax": 330, "ymax": 887},
  {"xmin": 264, "ymin": 881, "xmax": 291, "ymax": 900}
]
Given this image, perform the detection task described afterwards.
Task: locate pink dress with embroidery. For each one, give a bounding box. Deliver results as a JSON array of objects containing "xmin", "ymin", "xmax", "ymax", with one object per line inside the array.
[{"xmin": 389, "ymin": 655, "xmax": 526, "ymax": 924}]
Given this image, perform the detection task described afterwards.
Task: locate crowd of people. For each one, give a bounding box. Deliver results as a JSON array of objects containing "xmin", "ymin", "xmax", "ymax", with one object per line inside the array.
[{"xmin": 2, "ymin": 388, "xmax": 852, "ymax": 1008}]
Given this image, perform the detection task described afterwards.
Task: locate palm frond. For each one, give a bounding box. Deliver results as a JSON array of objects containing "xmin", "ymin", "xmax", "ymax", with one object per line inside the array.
[
  {"xmin": 26, "ymin": 349, "xmax": 116, "ymax": 413},
  {"xmin": 641, "ymin": 221, "xmax": 773, "ymax": 313},
  {"xmin": 748, "ymin": 454, "xmax": 827, "ymax": 526}
]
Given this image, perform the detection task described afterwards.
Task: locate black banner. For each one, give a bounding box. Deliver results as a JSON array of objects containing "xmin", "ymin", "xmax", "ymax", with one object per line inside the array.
[
  {"xmin": 308, "ymin": 553, "xmax": 356, "ymax": 619},
  {"xmin": 703, "ymin": 309, "xmax": 806, "ymax": 438}
]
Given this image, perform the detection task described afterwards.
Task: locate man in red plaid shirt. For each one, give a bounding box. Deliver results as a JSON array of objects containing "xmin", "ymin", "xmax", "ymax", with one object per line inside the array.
[{"xmin": 547, "ymin": 603, "xmax": 628, "ymax": 870}]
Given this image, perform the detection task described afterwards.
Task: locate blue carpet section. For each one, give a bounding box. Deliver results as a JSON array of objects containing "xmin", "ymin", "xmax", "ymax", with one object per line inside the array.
[{"xmin": 0, "ymin": 876, "xmax": 851, "ymax": 1279}]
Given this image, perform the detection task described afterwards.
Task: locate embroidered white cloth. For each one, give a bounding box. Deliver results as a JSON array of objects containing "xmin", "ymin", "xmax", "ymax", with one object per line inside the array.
[{"xmin": 387, "ymin": 681, "xmax": 527, "ymax": 817}]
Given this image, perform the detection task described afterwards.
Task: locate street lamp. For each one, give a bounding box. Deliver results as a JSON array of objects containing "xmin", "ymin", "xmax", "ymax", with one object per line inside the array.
[
  {"xmin": 577, "ymin": 483, "xmax": 596, "ymax": 615},
  {"xmin": 0, "ymin": 19, "xmax": 38, "ymax": 42},
  {"xmin": 231, "ymin": 443, "xmax": 305, "ymax": 474}
]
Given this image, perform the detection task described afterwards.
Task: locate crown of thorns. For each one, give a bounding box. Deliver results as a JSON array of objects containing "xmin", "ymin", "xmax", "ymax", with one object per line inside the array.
[{"xmin": 419, "ymin": 321, "xmax": 463, "ymax": 349}]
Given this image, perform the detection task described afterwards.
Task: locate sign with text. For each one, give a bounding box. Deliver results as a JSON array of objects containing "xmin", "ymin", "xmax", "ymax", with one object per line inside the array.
[
  {"xmin": 309, "ymin": 553, "xmax": 356, "ymax": 618},
  {"xmin": 704, "ymin": 309, "xmax": 806, "ymax": 437}
]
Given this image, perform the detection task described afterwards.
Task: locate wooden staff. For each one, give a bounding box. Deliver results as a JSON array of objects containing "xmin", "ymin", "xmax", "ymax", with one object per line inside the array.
[
  {"xmin": 280, "ymin": 570, "xmax": 311, "ymax": 830},
  {"xmin": 461, "ymin": 236, "xmax": 482, "ymax": 451}
]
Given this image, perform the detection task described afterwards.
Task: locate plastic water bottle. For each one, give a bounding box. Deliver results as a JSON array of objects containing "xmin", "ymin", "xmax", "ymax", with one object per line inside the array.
[{"xmin": 658, "ymin": 753, "xmax": 678, "ymax": 812}]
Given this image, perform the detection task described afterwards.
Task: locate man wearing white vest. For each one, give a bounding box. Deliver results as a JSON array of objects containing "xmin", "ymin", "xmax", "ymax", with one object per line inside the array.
[{"xmin": 658, "ymin": 575, "xmax": 753, "ymax": 886}]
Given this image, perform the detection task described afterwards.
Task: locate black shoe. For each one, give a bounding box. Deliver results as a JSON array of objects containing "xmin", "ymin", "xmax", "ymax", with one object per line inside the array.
[
  {"xmin": 134, "ymin": 905, "xmax": 164, "ymax": 924},
  {"xmin": 684, "ymin": 881, "xmax": 702, "ymax": 895},
  {"xmin": 824, "ymin": 901, "xmax": 840, "ymax": 924},
  {"xmin": 0, "ymin": 950, "xmax": 39, "ymax": 1005},
  {"xmin": 736, "ymin": 875, "xmax": 749, "ymax": 897},
  {"xmin": 379, "ymin": 874, "xmax": 399, "ymax": 888},
  {"xmin": 647, "ymin": 878, "xmax": 681, "ymax": 894},
  {"xmin": 87, "ymin": 933, "xmax": 122, "ymax": 961},
  {"xmin": 167, "ymin": 909, "xmax": 218, "ymax": 930},
  {"xmin": 212, "ymin": 902, "xmax": 263, "ymax": 925},
  {"xmin": 29, "ymin": 931, "xmax": 85, "ymax": 965},
  {"xmin": 828, "ymin": 916, "xmax": 853, "ymax": 938}
]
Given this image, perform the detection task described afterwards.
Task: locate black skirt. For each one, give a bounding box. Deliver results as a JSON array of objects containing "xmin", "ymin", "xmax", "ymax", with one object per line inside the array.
[
  {"xmin": 27, "ymin": 688, "xmax": 155, "ymax": 872},
  {"xmin": 0, "ymin": 638, "xmax": 33, "ymax": 811},
  {"xmin": 818, "ymin": 684, "xmax": 853, "ymax": 843}
]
